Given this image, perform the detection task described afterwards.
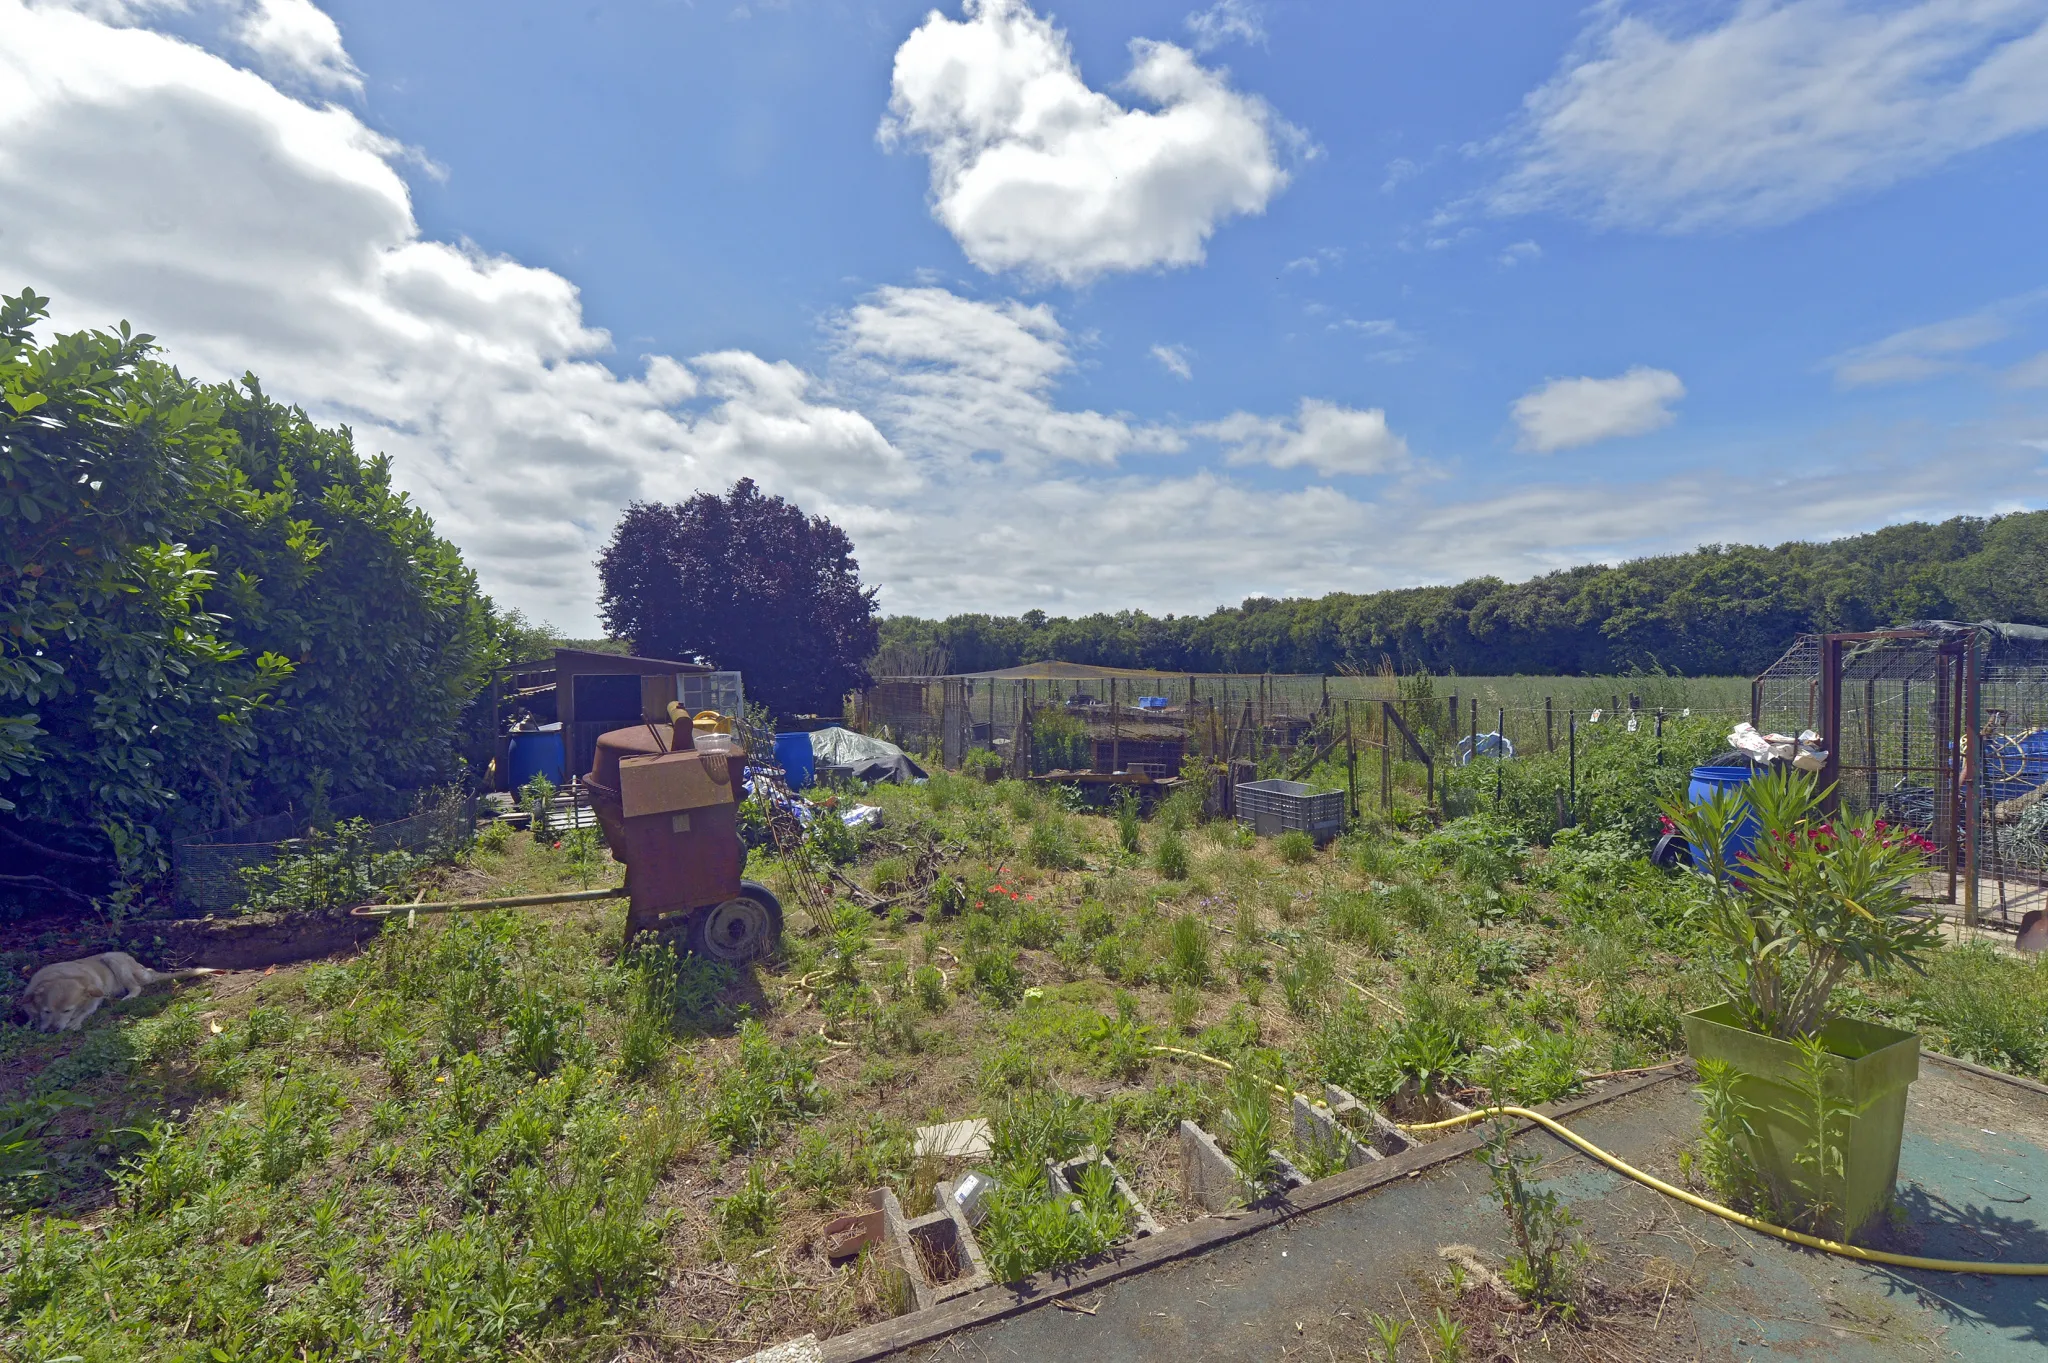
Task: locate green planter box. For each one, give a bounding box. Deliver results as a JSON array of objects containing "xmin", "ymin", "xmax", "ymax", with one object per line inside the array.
[{"xmin": 1681, "ymin": 1003, "xmax": 1919, "ymax": 1242}]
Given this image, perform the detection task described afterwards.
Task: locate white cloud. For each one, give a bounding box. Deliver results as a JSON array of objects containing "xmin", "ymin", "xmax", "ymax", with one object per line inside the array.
[
  {"xmin": 1491, "ymin": 0, "xmax": 2048, "ymax": 232},
  {"xmin": 7, "ymin": 0, "xmax": 2039, "ymax": 632},
  {"xmin": 880, "ymin": 0, "xmax": 1302, "ymax": 286},
  {"xmin": 1200, "ymin": 399, "xmax": 1411, "ymax": 476},
  {"xmin": 2009, "ymin": 351, "xmax": 2048, "ymax": 387},
  {"xmin": 235, "ymin": 0, "xmax": 361, "ymax": 92},
  {"xmin": 0, "ymin": 0, "xmax": 906, "ymax": 627},
  {"xmin": 1499, "ymin": 239, "xmax": 1541, "ymax": 266},
  {"xmin": 1512, "ymin": 367, "xmax": 1685, "ymax": 452},
  {"xmin": 1831, "ymin": 311, "xmax": 2010, "ymax": 386},
  {"xmin": 1151, "ymin": 343, "xmax": 1193, "ymax": 380},
  {"xmin": 1185, "ymin": 0, "xmax": 1265, "ymax": 52},
  {"xmin": 832, "ymin": 285, "xmax": 1178, "ymax": 470}
]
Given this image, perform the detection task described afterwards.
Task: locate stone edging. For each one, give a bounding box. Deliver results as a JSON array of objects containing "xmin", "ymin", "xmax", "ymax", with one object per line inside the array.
[{"xmin": 815, "ymin": 1068, "xmax": 1687, "ymax": 1363}]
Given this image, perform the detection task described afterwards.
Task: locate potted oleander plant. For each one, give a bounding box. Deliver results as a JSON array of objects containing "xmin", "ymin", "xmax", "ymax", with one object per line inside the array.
[{"xmin": 1664, "ymin": 765, "xmax": 1939, "ymax": 1240}]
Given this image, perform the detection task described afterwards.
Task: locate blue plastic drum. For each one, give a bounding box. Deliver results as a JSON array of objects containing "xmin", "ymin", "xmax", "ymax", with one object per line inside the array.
[
  {"xmin": 507, "ymin": 731, "xmax": 565, "ymax": 790},
  {"xmin": 1686, "ymin": 765, "xmax": 1760, "ymax": 870},
  {"xmin": 1984, "ymin": 731, "xmax": 2048, "ymax": 803},
  {"xmin": 775, "ymin": 732, "xmax": 816, "ymax": 790}
]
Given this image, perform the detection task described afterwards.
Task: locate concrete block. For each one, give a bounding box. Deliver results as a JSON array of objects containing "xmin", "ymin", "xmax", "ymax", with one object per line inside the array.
[
  {"xmin": 1324, "ymin": 1083, "xmax": 1414, "ymax": 1157},
  {"xmin": 1290, "ymin": 1095, "xmax": 1378, "ymax": 1171},
  {"xmin": 1179, "ymin": 1120, "xmax": 1251, "ymax": 1212},
  {"xmin": 1049, "ymin": 1150, "xmax": 1164, "ymax": 1237},
  {"xmin": 864, "ymin": 1187, "xmax": 930, "ymax": 1314},
  {"xmin": 1179, "ymin": 1122, "xmax": 1308, "ymax": 1210}
]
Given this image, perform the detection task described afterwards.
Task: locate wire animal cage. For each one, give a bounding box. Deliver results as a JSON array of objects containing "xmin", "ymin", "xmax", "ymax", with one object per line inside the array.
[{"xmin": 1754, "ymin": 622, "xmax": 2048, "ymax": 929}]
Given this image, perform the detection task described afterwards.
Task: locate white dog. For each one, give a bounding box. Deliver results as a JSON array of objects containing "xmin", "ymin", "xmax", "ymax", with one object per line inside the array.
[{"xmin": 18, "ymin": 952, "xmax": 218, "ymax": 1032}]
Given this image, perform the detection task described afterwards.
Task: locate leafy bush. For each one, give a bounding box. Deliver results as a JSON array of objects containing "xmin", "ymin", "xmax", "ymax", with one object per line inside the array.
[
  {"xmin": 913, "ymin": 964, "xmax": 949, "ymax": 1013},
  {"xmin": 1153, "ymin": 830, "xmax": 1191, "ymax": 881},
  {"xmin": 716, "ymin": 1163, "xmax": 780, "ymax": 1239},
  {"xmin": 236, "ymin": 818, "xmax": 424, "ymax": 915},
  {"xmin": 707, "ymin": 1022, "xmax": 825, "ymax": 1153},
  {"xmin": 1668, "ymin": 766, "xmax": 1938, "ymax": 1038},
  {"xmin": 1221, "ymin": 1072, "xmax": 1278, "ymax": 1192},
  {"xmin": 961, "ymin": 748, "xmax": 1005, "ymax": 781},
  {"xmin": 1442, "ymin": 714, "xmax": 1728, "ymax": 847},
  {"xmin": 1274, "ymin": 829, "xmax": 1315, "ymax": 864},
  {"xmin": 969, "ymin": 947, "xmax": 1025, "ymax": 1006},
  {"xmin": 1028, "ymin": 705, "xmax": 1092, "ymax": 774},
  {"xmin": 1026, "ymin": 813, "xmax": 1085, "ymax": 870},
  {"xmin": 1113, "ymin": 791, "xmax": 1143, "ymax": 855},
  {"xmin": 978, "ymin": 1162, "xmax": 1127, "ymax": 1283},
  {"xmin": 1012, "ymin": 903, "xmax": 1062, "ymax": 949},
  {"xmin": 1165, "ymin": 913, "xmax": 1212, "ymax": 987},
  {"xmin": 1, "ymin": 290, "xmax": 505, "ymax": 908}
]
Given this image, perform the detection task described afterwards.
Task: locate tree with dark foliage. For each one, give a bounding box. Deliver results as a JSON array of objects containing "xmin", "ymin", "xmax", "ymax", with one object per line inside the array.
[{"xmin": 596, "ymin": 481, "xmax": 878, "ymax": 717}]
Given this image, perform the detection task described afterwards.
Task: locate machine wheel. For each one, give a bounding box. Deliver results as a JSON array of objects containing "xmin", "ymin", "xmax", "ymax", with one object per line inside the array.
[{"xmin": 689, "ymin": 880, "xmax": 784, "ymax": 965}]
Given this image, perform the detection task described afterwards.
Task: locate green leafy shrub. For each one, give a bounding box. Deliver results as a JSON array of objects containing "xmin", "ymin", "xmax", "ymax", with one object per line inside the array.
[
  {"xmin": 1028, "ymin": 705, "xmax": 1091, "ymax": 774},
  {"xmin": 969, "ymin": 947, "xmax": 1025, "ymax": 1006},
  {"xmin": 1165, "ymin": 913, "xmax": 1212, "ymax": 986},
  {"xmin": 1012, "ymin": 904, "xmax": 1061, "ymax": 949},
  {"xmin": 1274, "ymin": 829, "xmax": 1315, "ymax": 864},
  {"xmin": 961, "ymin": 748, "xmax": 1005, "ymax": 782},
  {"xmin": 1153, "ymin": 830, "xmax": 1190, "ymax": 881},
  {"xmin": 1026, "ymin": 813, "xmax": 1086, "ymax": 870},
  {"xmin": 1667, "ymin": 766, "xmax": 1938, "ymax": 1038},
  {"xmin": 913, "ymin": 964, "xmax": 949, "ymax": 1013},
  {"xmin": 238, "ymin": 818, "xmax": 422, "ymax": 915},
  {"xmin": 1113, "ymin": 791, "xmax": 1143, "ymax": 855},
  {"xmin": 1477, "ymin": 1122, "xmax": 1586, "ymax": 1313},
  {"xmin": 707, "ymin": 1022, "xmax": 824, "ymax": 1153},
  {"xmin": 1221, "ymin": 1072, "xmax": 1278, "ymax": 1192},
  {"xmin": 716, "ymin": 1163, "xmax": 780, "ymax": 1239},
  {"xmin": 978, "ymin": 1162, "xmax": 1127, "ymax": 1283}
]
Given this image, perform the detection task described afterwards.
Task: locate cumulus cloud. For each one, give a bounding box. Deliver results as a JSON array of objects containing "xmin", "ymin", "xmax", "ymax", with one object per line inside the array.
[
  {"xmin": 1512, "ymin": 367, "xmax": 1685, "ymax": 452},
  {"xmin": 880, "ymin": 0, "xmax": 1302, "ymax": 286},
  {"xmin": 236, "ymin": 0, "xmax": 362, "ymax": 91},
  {"xmin": 1200, "ymin": 399, "xmax": 1411, "ymax": 476},
  {"xmin": 1151, "ymin": 343, "xmax": 1193, "ymax": 379},
  {"xmin": 0, "ymin": 0, "xmax": 905, "ymax": 626},
  {"xmin": 832, "ymin": 285, "xmax": 1179, "ymax": 470},
  {"xmin": 1491, "ymin": 0, "xmax": 2048, "ymax": 232},
  {"xmin": 1185, "ymin": 0, "xmax": 1265, "ymax": 52},
  {"xmin": 7, "ymin": 0, "xmax": 2037, "ymax": 629}
]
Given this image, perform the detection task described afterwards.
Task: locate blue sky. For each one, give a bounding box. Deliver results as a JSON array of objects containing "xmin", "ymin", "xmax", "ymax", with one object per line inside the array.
[{"xmin": 4, "ymin": 0, "xmax": 2046, "ymax": 632}]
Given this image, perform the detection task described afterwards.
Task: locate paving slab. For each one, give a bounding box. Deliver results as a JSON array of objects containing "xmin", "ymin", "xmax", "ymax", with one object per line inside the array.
[{"xmin": 823, "ymin": 1056, "xmax": 2048, "ymax": 1362}]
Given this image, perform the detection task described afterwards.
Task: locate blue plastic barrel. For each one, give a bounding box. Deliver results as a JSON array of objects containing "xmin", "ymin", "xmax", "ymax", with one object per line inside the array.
[
  {"xmin": 775, "ymin": 732, "xmax": 816, "ymax": 790},
  {"xmin": 507, "ymin": 731, "xmax": 565, "ymax": 790},
  {"xmin": 1985, "ymin": 731, "xmax": 2048, "ymax": 802},
  {"xmin": 1686, "ymin": 765, "xmax": 1759, "ymax": 870}
]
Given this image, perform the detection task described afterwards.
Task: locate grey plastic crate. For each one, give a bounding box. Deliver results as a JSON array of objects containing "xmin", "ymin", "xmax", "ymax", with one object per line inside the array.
[{"xmin": 1234, "ymin": 778, "xmax": 1346, "ymax": 842}]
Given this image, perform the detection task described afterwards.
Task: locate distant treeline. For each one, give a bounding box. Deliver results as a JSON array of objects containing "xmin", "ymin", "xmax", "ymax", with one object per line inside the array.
[{"xmin": 876, "ymin": 512, "xmax": 2048, "ymax": 678}]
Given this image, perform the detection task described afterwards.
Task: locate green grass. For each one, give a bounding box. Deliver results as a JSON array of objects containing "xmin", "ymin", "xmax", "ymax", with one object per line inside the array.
[{"xmin": 9, "ymin": 736, "xmax": 2043, "ymax": 1356}]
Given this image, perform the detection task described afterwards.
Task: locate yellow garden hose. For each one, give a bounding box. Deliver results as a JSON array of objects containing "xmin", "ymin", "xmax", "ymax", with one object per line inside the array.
[{"xmin": 1147, "ymin": 1046, "xmax": 2048, "ymax": 1276}]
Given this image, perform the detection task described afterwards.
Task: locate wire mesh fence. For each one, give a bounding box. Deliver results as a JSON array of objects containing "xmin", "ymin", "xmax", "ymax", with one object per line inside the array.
[
  {"xmin": 1756, "ymin": 625, "xmax": 2048, "ymax": 929},
  {"xmin": 171, "ymin": 788, "xmax": 477, "ymax": 916},
  {"xmin": 854, "ymin": 671, "xmax": 1752, "ymax": 804}
]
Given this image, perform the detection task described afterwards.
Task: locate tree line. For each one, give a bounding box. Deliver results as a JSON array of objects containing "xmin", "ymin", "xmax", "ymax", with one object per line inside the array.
[{"xmin": 875, "ymin": 511, "xmax": 2048, "ymax": 678}]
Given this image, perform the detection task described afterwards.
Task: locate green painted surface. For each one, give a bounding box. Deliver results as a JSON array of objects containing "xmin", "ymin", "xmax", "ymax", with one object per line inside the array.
[{"xmin": 1683, "ymin": 1003, "xmax": 1919, "ymax": 1241}]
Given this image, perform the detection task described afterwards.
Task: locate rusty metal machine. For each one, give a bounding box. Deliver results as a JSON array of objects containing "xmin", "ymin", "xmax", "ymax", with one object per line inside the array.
[{"xmin": 582, "ymin": 718, "xmax": 782, "ymax": 962}]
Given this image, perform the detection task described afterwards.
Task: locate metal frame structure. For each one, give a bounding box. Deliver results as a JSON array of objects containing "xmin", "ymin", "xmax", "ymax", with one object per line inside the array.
[{"xmin": 1755, "ymin": 622, "xmax": 2048, "ymax": 929}]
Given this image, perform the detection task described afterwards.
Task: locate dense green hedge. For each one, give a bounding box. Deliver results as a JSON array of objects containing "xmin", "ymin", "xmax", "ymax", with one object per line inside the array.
[{"xmin": 0, "ymin": 288, "xmax": 511, "ymax": 905}]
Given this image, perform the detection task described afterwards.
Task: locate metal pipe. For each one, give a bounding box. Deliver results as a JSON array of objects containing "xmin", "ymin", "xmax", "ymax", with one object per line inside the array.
[{"xmin": 350, "ymin": 886, "xmax": 628, "ymax": 919}]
